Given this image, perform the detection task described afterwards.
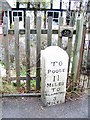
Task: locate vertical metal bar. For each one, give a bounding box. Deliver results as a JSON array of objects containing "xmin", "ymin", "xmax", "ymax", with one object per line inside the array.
[
  {"xmin": 16, "ymin": 0, "xmax": 19, "ymax": 8},
  {"xmin": 47, "ymin": 17, "xmax": 52, "ymax": 46},
  {"xmin": 25, "ymin": 16, "xmax": 30, "ymax": 92},
  {"xmin": 24, "ymin": 10, "xmax": 26, "ymax": 28},
  {"xmin": 36, "ymin": 17, "xmax": 41, "ymax": 91},
  {"xmin": 50, "ymin": 0, "xmax": 53, "ymax": 9},
  {"xmin": 58, "ymin": 17, "xmax": 63, "ymax": 47},
  {"xmin": 60, "ymin": 1, "xmax": 62, "ymax": 16},
  {"xmin": 3, "ymin": 17, "xmax": 10, "ymax": 83},
  {"xmin": 44, "ymin": 11, "xmax": 46, "ymax": 29},
  {"xmin": 34, "ymin": 10, "xmax": 37, "ymax": 28},
  {"xmin": 14, "ymin": 17, "xmax": 20, "ymax": 90}
]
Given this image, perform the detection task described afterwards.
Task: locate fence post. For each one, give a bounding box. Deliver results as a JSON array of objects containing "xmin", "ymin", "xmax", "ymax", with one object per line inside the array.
[
  {"xmin": 14, "ymin": 17, "xmax": 20, "ymax": 90},
  {"xmin": 25, "ymin": 16, "xmax": 30, "ymax": 92},
  {"xmin": 69, "ymin": 12, "xmax": 75, "ymax": 27},
  {"xmin": 58, "ymin": 17, "xmax": 63, "ymax": 47},
  {"xmin": 67, "ymin": 37, "xmax": 73, "ymax": 75},
  {"xmin": 67, "ymin": 21, "xmax": 74, "ymax": 75},
  {"xmin": 77, "ymin": 23, "xmax": 86, "ymax": 81},
  {"xmin": 3, "ymin": 17, "xmax": 10, "ymax": 83},
  {"xmin": 47, "ymin": 17, "xmax": 52, "ymax": 46},
  {"xmin": 36, "ymin": 17, "xmax": 41, "ymax": 91},
  {"xmin": 71, "ymin": 16, "xmax": 84, "ymax": 84}
]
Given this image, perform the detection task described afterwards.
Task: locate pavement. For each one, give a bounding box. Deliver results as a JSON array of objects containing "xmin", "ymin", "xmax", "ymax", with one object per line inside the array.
[{"xmin": 1, "ymin": 93, "xmax": 88, "ymax": 118}]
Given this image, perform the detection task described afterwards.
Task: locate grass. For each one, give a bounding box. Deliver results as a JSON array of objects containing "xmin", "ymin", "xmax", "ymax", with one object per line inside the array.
[
  {"xmin": 20, "ymin": 66, "xmax": 26, "ymax": 76},
  {"xmin": 1, "ymin": 79, "xmax": 36, "ymax": 94},
  {"xmin": 0, "ymin": 62, "xmax": 36, "ymax": 94},
  {"xmin": 30, "ymin": 80, "xmax": 36, "ymax": 90},
  {"xmin": 0, "ymin": 81, "xmax": 17, "ymax": 94}
]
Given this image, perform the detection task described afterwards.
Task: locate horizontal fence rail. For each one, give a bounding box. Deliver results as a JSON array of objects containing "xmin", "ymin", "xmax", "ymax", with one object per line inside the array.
[{"xmin": 8, "ymin": 29, "xmax": 77, "ymax": 35}]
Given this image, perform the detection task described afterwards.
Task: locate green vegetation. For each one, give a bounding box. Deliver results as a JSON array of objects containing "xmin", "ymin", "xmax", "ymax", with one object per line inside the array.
[
  {"xmin": 1, "ymin": 79, "xmax": 36, "ymax": 94},
  {"xmin": 20, "ymin": 66, "xmax": 36, "ymax": 76},
  {"xmin": 0, "ymin": 81, "xmax": 17, "ymax": 94},
  {"xmin": 20, "ymin": 66, "xmax": 26, "ymax": 76},
  {"xmin": 31, "ymin": 80, "xmax": 36, "ymax": 90},
  {"xmin": 0, "ymin": 60, "xmax": 5, "ymax": 68}
]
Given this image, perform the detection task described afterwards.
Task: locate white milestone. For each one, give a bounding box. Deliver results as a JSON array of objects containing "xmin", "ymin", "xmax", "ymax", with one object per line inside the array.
[{"xmin": 41, "ymin": 46, "xmax": 69, "ymax": 106}]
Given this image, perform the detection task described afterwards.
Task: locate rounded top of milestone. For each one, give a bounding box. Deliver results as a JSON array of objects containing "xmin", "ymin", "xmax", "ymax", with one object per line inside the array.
[{"xmin": 43, "ymin": 46, "xmax": 69, "ymax": 59}]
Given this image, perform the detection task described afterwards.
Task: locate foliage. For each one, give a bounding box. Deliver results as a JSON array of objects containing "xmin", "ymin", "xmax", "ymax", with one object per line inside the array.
[
  {"xmin": 65, "ymin": 76, "xmax": 86, "ymax": 101},
  {"xmin": 0, "ymin": 60, "xmax": 5, "ymax": 68},
  {"xmin": 20, "ymin": 66, "xmax": 26, "ymax": 76},
  {"xmin": 0, "ymin": 80, "xmax": 36, "ymax": 94},
  {"xmin": 0, "ymin": 81, "xmax": 17, "ymax": 94},
  {"xmin": 31, "ymin": 80, "xmax": 36, "ymax": 90},
  {"xmin": 18, "ymin": 0, "xmax": 50, "ymax": 8},
  {"xmin": 66, "ymin": 76, "xmax": 84, "ymax": 93}
]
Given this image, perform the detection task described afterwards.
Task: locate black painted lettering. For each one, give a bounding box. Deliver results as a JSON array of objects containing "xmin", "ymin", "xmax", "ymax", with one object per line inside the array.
[
  {"xmin": 56, "ymin": 70, "xmax": 59, "ymax": 73},
  {"xmin": 59, "ymin": 69, "xmax": 61, "ymax": 72},
  {"xmin": 48, "ymin": 70, "xmax": 51, "ymax": 74},
  {"xmin": 58, "ymin": 82, "xmax": 61, "ymax": 86},
  {"xmin": 57, "ymin": 100, "xmax": 59, "ymax": 104},
  {"xmin": 58, "ymin": 92, "xmax": 65, "ymax": 94},
  {"xmin": 51, "ymin": 88, "xmax": 56, "ymax": 92},
  {"xmin": 51, "ymin": 62, "xmax": 56, "ymax": 66},
  {"xmin": 54, "ymin": 93, "xmax": 57, "ymax": 95},
  {"xmin": 52, "ymin": 83, "xmax": 54, "ymax": 87},
  {"xmin": 47, "ymin": 101, "xmax": 51, "ymax": 105},
  {"xmin": 47, "ymin": 68, "xmax": 66, "ymax": 74},
  {"xmin": 53, "ymin": 97, "xmax": 56, "ymax": 101},
  {"xmin": 62, "ymin": 82, "xmax": 64, "ymax": 85},
  {"xmin": 47, "ymin": 83, "xmax": 51, "ymax": 87},
  {"xmin": 59, "ymin": 61, "xmax": 63, "ymax": 66},
  {"xmin": 54, "ymin": 82, "xmax": 57, "ymax": 87},
  {"xmin": 52, "ymin": 70, "xmax": 55, "ymax": 73},
  {"xmin": 57, "ymin": 75, "xmax": 59, "ymax": 81},
  {"xmin": 53, "ymin": 101, "xmax": 56, "ymax": 105},
  {"xmin": 53, "ymin": 76, "xmax": 55, "ymax": 82},
  {"xmin": 47, "ymin": 94, "xmax": 50, "ymax": 96},
  {"xmin": 58, "ymin": 82, "xmax": 64, "ymax": 86},
  {"xmin": 57, "ymin": 87, "xmax": 61, "ymax": 91}
]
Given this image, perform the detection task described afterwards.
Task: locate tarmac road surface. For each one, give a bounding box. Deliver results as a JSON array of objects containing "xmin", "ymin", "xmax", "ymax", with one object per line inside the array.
[{"xmin": 1, "ymin": 93, "xmax": 88, "ymax": 118}]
